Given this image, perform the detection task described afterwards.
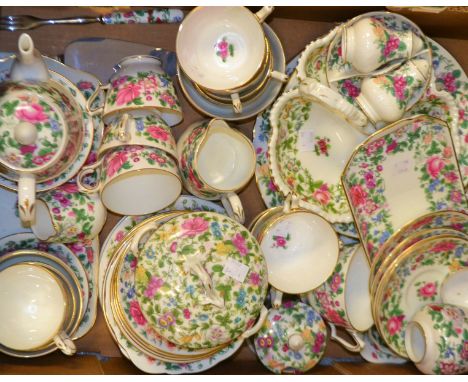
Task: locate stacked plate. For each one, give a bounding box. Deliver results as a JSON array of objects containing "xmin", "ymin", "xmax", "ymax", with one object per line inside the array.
[{"xmin": 100, "ymin": 205, "xmax": 268, "ymax": 372}]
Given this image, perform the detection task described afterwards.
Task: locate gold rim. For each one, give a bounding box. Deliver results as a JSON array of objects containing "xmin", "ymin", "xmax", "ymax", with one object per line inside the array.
[
  {"xmin": 177, "ymin": 6, "xmax": 269, "ymax": 93},
  {"xmin": 372, "ymin": 234, "xmax": 467, "ymax": 356},
  {"xmin": 341, "ymin": 114, "xmax": 465, "ymax": 262},
  {"xmin": 103, "ymin": 105, "xmax": 182, "ymax": 124},
  {"xmin": 371, "ymin": 209, "xmax": 468, "ymax": 271},
  {"xmin": 248, "ymin": 206, "xmax": 283, "ymax": 232},
  {"xmin": 369, "ymin": 227, "xmax": 468, "ymax": 296},
  {"xmin": 192, "ymin": 119, "xmax": 256, "ymax": 194}
]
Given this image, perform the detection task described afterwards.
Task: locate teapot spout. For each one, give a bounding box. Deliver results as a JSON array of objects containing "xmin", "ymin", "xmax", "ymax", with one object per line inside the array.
[{"xmin": 10, "ymin": 33, "xmax": 50, "ymax": 82}]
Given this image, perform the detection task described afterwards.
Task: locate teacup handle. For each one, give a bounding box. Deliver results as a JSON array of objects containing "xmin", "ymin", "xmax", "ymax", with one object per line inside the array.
[
  {"xmin": 77, "ymin": 158, "xmax": 104, "ymax": 194},
  {"xmin": 86, "ymin": 83, "xmax": 110, "ymax": 116},
  {"xmin": 220, "ymin": 192, "xmax": 245, "ymax": 224},
  {"xmin": 255, "ymin": 6, "xmax": 274, "ymax": 23},
  {"xmin": 329, "ymin": 323, "xmax": 365, "ymax": 353},
  {"xmin": 117, "ymin": 113, "xmax": 131, "ymax": 142},
  {"xmin": 231, "ymin": 93, "xmax": 243, "ymax": 114},
  {"xmin": 241, "ymin": 305, "xmax": 269, "ymax": 339},
  {"xmin": 270, "ymin": 70, "xmax": 288, "ymax": 83},
  {"xmin": 270, "ymin": 287, "xmax": 283, "ymax": 308},
  {"xmin": 54, "ymin": 331, "xmax": 76, "ymax": 356},
  {"xmin": 18, "ymin": 173, "xmax": 36, "ymax": 227},
  {"xmin": 282, "ymin": 193, "xmax": 300, "ymax": 214}
]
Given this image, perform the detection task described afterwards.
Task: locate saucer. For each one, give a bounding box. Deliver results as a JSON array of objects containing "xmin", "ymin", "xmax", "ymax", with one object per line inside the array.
[{"xmin": 177, "ymin": 23, "xmax": 286, "ymax": 121}]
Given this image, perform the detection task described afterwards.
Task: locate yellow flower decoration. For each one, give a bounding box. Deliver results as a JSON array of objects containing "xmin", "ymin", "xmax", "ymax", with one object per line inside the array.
[
  {"xmin": 215, "ymin": 242, "xmax": 234, "ymax": 256},
  {"xmin": 135, "ymin": 266, "xmax": 149, "ymax": 284},
  {"xmin": 449, "ymin": 260, "xmax": 462, "ymax": 272},
  {"xmin": 160, "ymin": 224, "xmax": 179, "ymax": 242}
]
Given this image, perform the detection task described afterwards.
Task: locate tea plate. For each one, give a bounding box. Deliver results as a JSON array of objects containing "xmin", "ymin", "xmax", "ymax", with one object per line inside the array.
[
  {"xmin": 135, "ymin": 211, "xmax": 268, "ymax": 349},
  {"xmin": 360, "ymin": 326, "xmax": 407, "ymax": 364},
  {"xmin": 342, "ymin": 115, "xmax": 467, "ymax": 262},
  {"xmin": 373, "ymin": 235, "xmax": 468, "ymax": 357},
  {"xmin": 177, "ymin": 23, "xmax": 286, "ymax": 121}
]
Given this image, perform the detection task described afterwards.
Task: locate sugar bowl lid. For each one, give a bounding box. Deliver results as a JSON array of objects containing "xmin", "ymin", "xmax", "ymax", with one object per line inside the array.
[
  {"xmin": 254, "ymin": 301, "xmax": 328, "ymax": 374},
  {"xmin": 0, "ymin": 82, "xmax": 68, "ymax": 172},
  {"xmin": 134, "ymin": 211, "xmax": 268, "ymax": 349}
]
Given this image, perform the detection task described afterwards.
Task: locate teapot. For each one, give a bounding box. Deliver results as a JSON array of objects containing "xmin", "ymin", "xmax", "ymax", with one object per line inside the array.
[{"xmin": 0, "ymin": 34, "xmax": 85, "ymax": 226}]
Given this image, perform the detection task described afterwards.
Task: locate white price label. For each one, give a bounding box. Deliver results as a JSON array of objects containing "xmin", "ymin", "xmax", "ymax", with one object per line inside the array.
[
  {"xmin": 223, "ymin": 258, "xmax": 249, "ymax": 283},
  {"xmin": 298, "ymin": 130, "xmax": 315, "ymax": 152}
]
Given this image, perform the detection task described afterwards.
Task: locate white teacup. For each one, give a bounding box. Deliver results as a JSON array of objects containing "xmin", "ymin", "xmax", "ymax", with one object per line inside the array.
[{"xmin": 0, "ymin": 263, "xmax": 75, "ymax": 355}]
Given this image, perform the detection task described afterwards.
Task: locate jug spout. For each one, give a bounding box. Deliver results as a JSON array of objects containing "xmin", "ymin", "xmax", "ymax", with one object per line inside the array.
[{"xmin": 10, "ymin": 33, "xmax": 50, "ymax": 82}]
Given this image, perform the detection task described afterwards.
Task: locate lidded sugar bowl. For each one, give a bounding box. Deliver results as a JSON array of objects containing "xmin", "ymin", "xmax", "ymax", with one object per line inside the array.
[{"xmin": 0, "ymin": 34, "xmax": 85, "ymax": 225}]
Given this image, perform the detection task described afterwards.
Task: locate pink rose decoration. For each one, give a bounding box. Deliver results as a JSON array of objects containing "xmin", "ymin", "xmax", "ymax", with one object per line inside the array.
[
  {"xmin": 59, "ymin": 182, "xmax": 79, "ymax": 194},
  {"xmin": 161, "ymin": 93, "xmax": 175, "ymax": 107},
  {"xmin": 364, "ymin": 171, "xmax": 376, "ymax": 189},
  {"xmin": 342, "ymin": 79, "xmax": 360, "ymax": 98},
  {"xmin": 144, "ymin": 276, "xmax": 164, "ymax": 298},
  {"xmin": 274, "ymin": 236, "xmax": 287, "ymax": 248},
  {"xmin": 129, "ymin": 301, "xmax": 147, "ymax": 325},
  {"xmin": 330, "ymin": 274, "xmax": 341, "ymax": 293},
  {"xmin": 249, "ymin": 272, "xmax": 260, "ymax": 286},
  {"xmin": 443, "ymin": 73, "xmax": 457, "ymax": 93},
  {"xmin": 326, "ymin": 308, "xmax": 347, "ymax": 326},
  {"xmin": 385, "ymin": 140, "xmax": 397, "ymax": 154},
  {"xmin": 426, "ymin": 156, "xmax": 445, "ymax": 178},
  {"xmin": 181, "ymin": 217, "xmax": 209, "ymax": 237},
  {"xmin": 233, "ymin": 233, "xmax": 248, "ymax": 256},
  {"xmin": 393, "ymin": 76, "xmax": 407, "ymax": 101},
  {"xmin": 440, "ymin": 361, "xmax": 459, "ymax": 375},
  {"xmin": 115, "ymin": 230, "xmax": 125, "ymax": 242},
  {"xmin": 170, "ymin": 242, "xmax": 177, "ymax": 253},
  {"xmin": 15, "ymin": 103, "xmax": 48, "ymax": 123},
  {"xmin": 19, "ymin": 144, "xmax": 37, "ymax": 155},
  {"xmin": 183, "ymin": 308, "xmax": 191, "ymax": 319},
  {"xmin": 313, "ymin": 184, "xmax": 331, "ymax": 205},
  {"xmin": 147, "ymin": 125, "xmax": 169, "ymax": 141},
  {"xmin": 451, "ymin": 190, "xmax": 462, "ymax": 203},
  {"xmin": 350, "ymin": 185, "xmax": 367, "ymax": 206},
  {"xmin": 383, "ymin": 35, "xmax": 400, "ymax": 57},
  {"xmin": 431, "ymin": 241, "xmax": 456, "ymax": 253},
  {"xmin": 116, "ymin": 83, "xmax": 141, "ymax": 106},
  {"xmin": 444, "ymin": 171, "xmax": 459, "ymax": 183},
  {"xmin": 313, "ymin": 332, "xmax": 325, "ymax": 353},
  {"xmin": 77, "ymin": 81, "xmax": 93, "ymax": 90},
  {"xmin": 418, "ymin": 282, "xmax": 437, "ymax": 299},
  {"xmin": 387, "ymin": 315, "xmax": 404, "ymax": 336},
  {"xmin": 107, "ymin": 151, "xmax": 128, "ymax": 178}
]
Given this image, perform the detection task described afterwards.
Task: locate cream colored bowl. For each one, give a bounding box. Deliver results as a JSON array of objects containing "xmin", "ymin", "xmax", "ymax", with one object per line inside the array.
[{"xmin": 0, "ymin": 263, "xmax": 66, "ymax": 351}]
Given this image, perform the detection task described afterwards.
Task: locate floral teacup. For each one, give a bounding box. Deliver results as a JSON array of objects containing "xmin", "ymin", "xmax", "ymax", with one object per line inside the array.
[
  {"xmin": 77, "ymin": 145, "xmax": 181, "ymax": 215},
  {"xmin": 99, "ymin": 110, "xmax": 177, "ymax": 160},
  {"xmin": 406, "ymin": 303, "xmax": 468, "ymax": 374},
  {"xmin": 31, "ymin": 182, "xmax": 107, "ymax": 243},
  {"xmin": 303, "ymin": 244, "xmax": 373, "ymax": 352},
  {"xmin": 88, "ymin": 55, "xmax": 182, "ymax": 126},
  {"xmin": 177, "ymin": 118, "xmax": 255, "ymax": 224}
]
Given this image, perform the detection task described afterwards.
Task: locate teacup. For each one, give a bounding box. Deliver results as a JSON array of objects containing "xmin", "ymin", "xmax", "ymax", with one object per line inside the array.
[
  {"xmin": 99, "ymin": 110, "xmax": 177, "ymax": 160},
  {"xmin": 0, "ymin": 263, "xmax": 76, "ymax": 355},
  {"xmin": 88, "ymin": 55, "xmax": 183, "ymax": 126},
  {"xmin": 78, "ymin": 145, "xmax": 181, "ymax": 215},
  {"xmin": 254, "ymin": 207, "xmax": 340, "ymax": 297},
  {"xmin": 177, "ymin": 119, "xmax": 255, "ymax": 223},
  {"xmin": 406, "ymin": 303, "xmax": 468, "ymax": 374},
  {"xmin": 356, "ymin": 58, "xmax": 431, "ymax": 124},
  {"xmin": 31, "ymin": 182, "xmax": 107, "ymax": 243},
  {"xmin": 342, "ymin": 16, "xmax": 425, "ymax": 74},
  {"xmin": 303, "ymin": 244, "xmax": 373, "ymax": 352},
  {"xmin": 441, "ymin": 269, "xmax": 468, "ymax": 309}
]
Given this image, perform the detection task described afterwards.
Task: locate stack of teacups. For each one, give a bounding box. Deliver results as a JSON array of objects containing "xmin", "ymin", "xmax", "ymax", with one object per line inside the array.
[
  {"xmin": 176, "ymin": 6, "xmax": 287, "ymax": 114},
  {"xmin": 0, "ymin": 250, "xmax": 84, "ymax": 357},
  {"xmin": 79, "ymin": 55, "xmax": 183, "ymax": 215}
]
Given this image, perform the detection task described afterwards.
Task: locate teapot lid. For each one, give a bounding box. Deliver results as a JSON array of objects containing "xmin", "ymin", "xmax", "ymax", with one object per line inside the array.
[{"xmin": 0, "ymin": 82, "xmax": 67, "ymax": 172}]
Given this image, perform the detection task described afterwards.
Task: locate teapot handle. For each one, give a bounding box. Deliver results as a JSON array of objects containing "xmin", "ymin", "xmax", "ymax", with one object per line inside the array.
[
  {"xmin": 87, "ymin": 83, "xmax": 109, "ymax": 116},
  {"xmin": 241, "ymin": 305, "xmax": 269, "ymax": 339},
  {"xmin": 18, "ymin": 173, "xmax": 36, "ymax": 227}
]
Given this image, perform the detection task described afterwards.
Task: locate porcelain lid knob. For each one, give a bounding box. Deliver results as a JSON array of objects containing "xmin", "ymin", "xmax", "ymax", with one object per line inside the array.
[
  {"xmin": 14, "ymin": 121, "xmax": 38, "ymax": 145},
  {"xmin": 288, "ymin": 333, "xmax": 305, "ymax": 352}
]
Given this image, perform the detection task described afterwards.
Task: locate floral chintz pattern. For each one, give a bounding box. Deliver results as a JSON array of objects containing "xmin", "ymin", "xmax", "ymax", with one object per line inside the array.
[
  {"xmin": 254, "ymin": 301, "xmax": 327, "ymax": 374},
  {"xmin": 304, "ymin": 45, "xmax": 327, "ymax": 83},
  {"xmin": 275, "ymin": 97, "xmax": 350, "ymax": 216},
  {"xmin": 378, "ymin": 237, "xmax": 468, "ymax": 357},
  {"xmin": 102, "ymin": 8, "xmax": 183, "ymax": 24},
  {"xmin": 368, "ymin": 17, "xmax": 410, "ymax": 64},
  {"xmin": 101, "ymin": 145, "xmax": 177, "ymax": 183},
  {"xmin": 135, "ymin": 212, "xmax": 268, "ymax": 349},
  {"xmin": 215, "ymin": 37, "xmax": 234, "ymax": 63},
  {"xmin": 37, "ymin": 182, "xmax": 102, "ymax": 242},
  {"xmin": 311, "ymin": 244, "xmax": 357, "ymax": 330},
  {"xmin": 0, "ymin": 87, "xmax": 64, "ymax": 169},
  {"xmin": 421, "ymin": 304, "xmax": 468, "ymax": 375},
  {"xmin": 106, "ymin": 71, "xmax": 181, "ymax": 112},
  {"xmin": 343, "ymin": 116, "xmax": 466, "ymax": 261}
]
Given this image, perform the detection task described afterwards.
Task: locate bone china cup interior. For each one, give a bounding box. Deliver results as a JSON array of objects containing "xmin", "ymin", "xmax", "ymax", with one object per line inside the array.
[
  {"xmin": 257, "ymin": 209, "xmax": 340, "ymax": 293},
  {"xmin": 177, "ymin": 7, "xmax": 267, "ymax": 91},
  {"xmin": 0, "ymin": 263, "xmax": 66, "ymax": 351}
]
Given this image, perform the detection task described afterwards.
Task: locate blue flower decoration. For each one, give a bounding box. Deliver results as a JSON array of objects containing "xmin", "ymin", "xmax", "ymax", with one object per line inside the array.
[
  {"xmin": 127, "ymin": 286, "xmax": 135, "ymax": 299},
  {"xmin": 136, "ymin": 119, "xmax": 145, "ymax": 132},
  {"xmin": 210, "ymin": 222, "xmax": 223, "ymax": 240}
]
